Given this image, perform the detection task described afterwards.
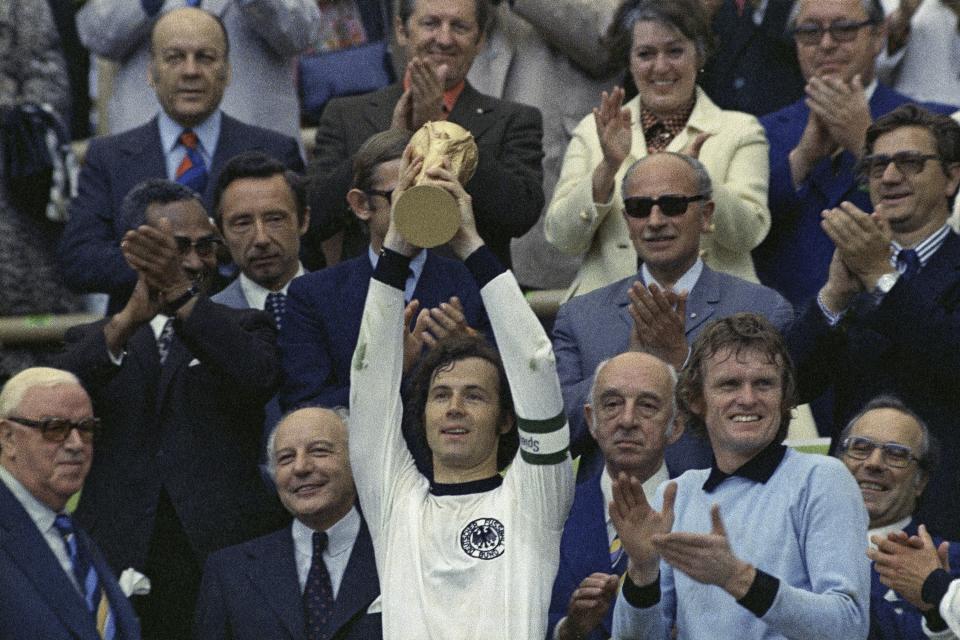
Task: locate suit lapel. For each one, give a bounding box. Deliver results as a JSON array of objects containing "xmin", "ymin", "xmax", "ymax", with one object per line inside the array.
[
  {"xmin": 118, "ymin": 119, "xmax": 166, "ymax": 188},
  {"xmin": 684, "ymin": 266, "xmax": 720, "ymax": 336},
  {"xmin": 82, "ymin": 530, "xmax": 139, "ymax": 639},
  {"xmin": 326, "ymin": 519, "xmax": 379, "ymax": 634},
  {"xmin": 449, "ymin": 84, "xmax": 497, "ymax": 140},
  {"xmin": 616, "ymin": 275, "xmax": 643, "ymax": 336},
  {"xmin": 245, "ymin": 529, "xmax": 306, "ymax": 639},
  {"xmin": 0, "ymin": 485, "xmax": 98, "ymax": 640},
  {"xmin": 917, "ymin": 232, "xmax": 960, "ymax": 310},
  {"xmin": 561, "ymin": 476, "xmax": 612, "ymax": 592},
  {"xmin": 156, "ymin": 328, "xmax": 192, "ymax": 414},
  {"xmin": 363, "ymin": 85, "xmax": 404, "ymax": 134}
]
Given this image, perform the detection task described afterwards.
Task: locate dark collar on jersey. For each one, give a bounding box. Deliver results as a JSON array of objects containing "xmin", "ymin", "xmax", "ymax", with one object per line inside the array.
[
  {"xmin": 702, "ymin": 441, "xmax": 787, "ymax": 493},
  {"xmin": 430, "ymin": 474, "xmax": 503, "ymax": 496}
]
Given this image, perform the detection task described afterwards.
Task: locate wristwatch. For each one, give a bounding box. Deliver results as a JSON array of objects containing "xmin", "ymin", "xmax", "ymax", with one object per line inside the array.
[
  {"xmin": 164, "ymin": 283, "xmax": 200, "ymax": 313},
  {"xmin": 873, "ymin": 271, "xmax": 900, "ymax": 297}
]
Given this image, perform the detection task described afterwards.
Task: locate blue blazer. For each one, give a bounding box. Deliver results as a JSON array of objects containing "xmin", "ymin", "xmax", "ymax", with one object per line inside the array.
[
  {"xmin": 59, "ymin": 113, "xmax": 303, "ymax": 312},
  {"xmin": 279, "ymin": 250, "xmax": 490, "ymax": 411},
  {"xmin": 0, "ymin": 482, "xmax": 141, "ymax": 640},
  {"xmin": 788, "ymin": 232, "xmax": 960, "ymax": 539},
  {"xmin": 755, "ymin": 84, "xmax": 956, "ymax": 306},
  {"xmin": 194, "ymin": 519, "xmax": 381, "ymax": 640},
  {"xmin": 553, "ymin": 264, "xmax": 793, "ymax": 474},
  {"xmin": 870, "ymin": 518, "xmax": 960, "ymax": 640}
]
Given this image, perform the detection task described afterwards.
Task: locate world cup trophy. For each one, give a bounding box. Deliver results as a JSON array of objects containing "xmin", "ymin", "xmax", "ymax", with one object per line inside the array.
[{"xmin": 393, "ymin": 120, "xmax": 478, "ymax": 247}]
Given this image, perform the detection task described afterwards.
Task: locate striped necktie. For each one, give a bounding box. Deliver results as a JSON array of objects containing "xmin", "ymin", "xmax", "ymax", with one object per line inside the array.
[
  {"xmin": 54, "ymin": 514, "xmax": 115, "ymax": 639},
  {"xmin": 303, "ymin": 531, "xmax": 334, "ymax": 640},
  {"xmin": 157, "ymin": 318, "xmax": 174, "ymax": 365},
  {"xmin": 265, "ymin": 292, "xmax": 287, "ymax": 331},
  {"xmin": 609, "ymin": 533, "xmax": 628, "ymax": 574},
  {"xmin": 175, "ymin": 129, "xmax": 208, "ymax": 194}
]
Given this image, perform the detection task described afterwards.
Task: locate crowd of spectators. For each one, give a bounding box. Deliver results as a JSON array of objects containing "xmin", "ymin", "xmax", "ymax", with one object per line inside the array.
[{"xmin": 2, "ymin": 0, "xmax": 960, "ymax": 639}]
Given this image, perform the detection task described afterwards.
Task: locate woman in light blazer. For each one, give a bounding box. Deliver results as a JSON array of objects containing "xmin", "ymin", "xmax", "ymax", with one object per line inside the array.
[{"xmin": 545, "ymin": 0, "xmax": 771, "ymax": 300}]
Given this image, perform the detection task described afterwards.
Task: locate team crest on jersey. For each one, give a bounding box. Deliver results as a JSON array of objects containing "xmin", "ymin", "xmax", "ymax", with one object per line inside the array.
[{"xmin": 460, "ymin": 518, "xmax": 505, "ymax": 560}]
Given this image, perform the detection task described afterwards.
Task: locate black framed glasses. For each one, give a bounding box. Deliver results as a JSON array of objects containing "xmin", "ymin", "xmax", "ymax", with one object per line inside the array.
[
  {"xmin": 791, "ymin": 19, "xmax": 876, "ymax": 45},
  {"xmin": 7, "ymin": 416, "xmax": 101, "ymax": 443},
  {"xmin": 623, "ymin": 194, "xmax": 706, "ymax": 219},
  {"xmin": 857, "ymin": 152, "xmax": 940, "ymax": 181},
  {"xmin": 173, "ymin": 235, "xmax": 220, "ymax": 258},
  {"xmin": 366, "ymin": 189, "xmax": 394, "ymax": 202},
  {"xmin": 840, "ymin": 435, "xmax": 920, "ymax": 469}
]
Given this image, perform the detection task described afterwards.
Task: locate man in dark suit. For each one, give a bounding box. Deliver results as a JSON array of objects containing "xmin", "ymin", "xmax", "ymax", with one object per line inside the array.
[
  {"xmin": 56, "ymin": 180, "xmax": 288, "ymax": 640},
  {"xmin": 553, "ymin": 152, "xmax": 793, "ymax": 474},
  {"xmin": 548, "ymin": 352, "xmax": 681, "ymax": 640},
  {"xmin": 281, "ymin": 129, "xmax": 488, "ymax": 411},
  {"xmin": 754, "ymin": 0, "xmax": 956, "ymax": 307},
  {"xmin": 59, "ymin": 7, "xmax": 303, "ymax": 314},
  {"xmin": 699, "ymin": 0, "xmax": 804, "ymax": 117},
  {"xmin": 194, "ymin": 407, "xmax": 381, "ymax": 640},
  {"xmin": 306, "ymin": 0, "xmax": 544, "ymax": 270},
  {"xmin": 0, "ymin": 367, "xmax": 140, "ymax": 640},
  {"xmin": 787, "ymin": 105, "xmax": 960, "ymax": 539}
]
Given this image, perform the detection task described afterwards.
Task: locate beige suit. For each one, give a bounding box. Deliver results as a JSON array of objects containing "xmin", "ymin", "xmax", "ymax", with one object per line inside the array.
[{"xmin": 545, "ymin": 88, "xmax": 771, "ymax": 300}]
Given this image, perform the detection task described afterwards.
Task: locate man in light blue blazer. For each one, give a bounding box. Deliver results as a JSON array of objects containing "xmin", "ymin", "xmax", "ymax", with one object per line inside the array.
[{"xmin": 553, "ymin": 153, "xmax": 793, "ymax": 475}]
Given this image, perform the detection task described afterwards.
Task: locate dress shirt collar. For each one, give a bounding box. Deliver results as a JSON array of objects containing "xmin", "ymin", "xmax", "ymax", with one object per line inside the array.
[
  {"xmin": 864, "ymin": 79, "xmax": 878, "ymax": 103},
  {"xmin": 292, "ymin": 505, "xmax": 361, "ymax": 563},
  {"xmin": 890, "ymin": 225, "xmax": 952, "ymax": 270},
  {"xmin": 0, "ymin": 466, "xmax": 58, "ymax": 535},
  {"xmin": 868, "ymin": 516, "xmax": 913, "ymax": 550},
  {"xmin": 150, "ymin": 314, "xmax": 173, "ymax": 340},
  {"xmin": 239, "ymin": 264, "xmax": 306, "ymax": 310},
  {"xmin": 157, "ymin": 109, "xmax": 221, "ymax": 161},
  {"xmin": 641, "ymin": 257, "xmax": 704, "ymax": 294},
  {"xmin": 702, "ymin": 441, "xmax": 787, "ymax": 493}
]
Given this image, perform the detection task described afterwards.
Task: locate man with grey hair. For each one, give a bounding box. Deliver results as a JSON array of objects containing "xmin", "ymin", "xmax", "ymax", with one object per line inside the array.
[
  {"xmin": 553, "ymin": 151, "xmax": 793, "ymax": 475},
  {"xmin": 56, "ymin": 178, "xmax": 287, "ymax": 639},
  {"xmin": 755, "ymin": 0, "xmax": 956, "ymax": 306},
  {"xmin": 195, "ymin": 407, "xmax": 381, "ymax": 640},
  {"xmin": 548, "ymin": 351, "xmax": 682, "ymax": 640},
  {"xmin": 834, "ymin": 395, "xmax": 960, "ymax": 639},
  {"xmin": 0, "ymin": 367, "xmax": 141, "ymax": 639}
]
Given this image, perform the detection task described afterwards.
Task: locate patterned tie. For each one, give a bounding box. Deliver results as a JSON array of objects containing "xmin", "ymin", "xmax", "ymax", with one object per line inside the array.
[
  {"xmin": 265, "ymin": 292, "xmax": 287, "ymax": 331},
  {"xmin": 897, "ymin": 248, "xmax": 921, "ymax": 282},
  {"xmin": 156, "ymin": 318, "xmax": 175, "ymax": 365},
  {"xmin": 175, "ymin": 129, "xmax": 208, "ymax": 194},
  {"xmin": 303, "ymin": 531, "xmax": 335, "ymax": 640},
  {"xmin": 54, "ymin": 514, "xmax": 115, "ymax": 639},
  {"xmin": 609, "ymin": 533, "xmax": 628, "ymax": 574}
]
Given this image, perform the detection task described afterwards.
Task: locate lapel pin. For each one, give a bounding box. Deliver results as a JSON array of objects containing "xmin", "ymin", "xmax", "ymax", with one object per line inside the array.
[
  {"xmin": 689, "ymin": 312, "xmax": 697, "ymax": 318},
  {"xmin": 476, "ymin": 108, "xmax": 483, "ymax": 115}
]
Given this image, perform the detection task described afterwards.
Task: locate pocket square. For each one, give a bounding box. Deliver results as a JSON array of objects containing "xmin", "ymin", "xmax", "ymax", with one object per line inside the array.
[{"xmin": 188, "ymin": 359, "xmax": 200, "ymax": 367}]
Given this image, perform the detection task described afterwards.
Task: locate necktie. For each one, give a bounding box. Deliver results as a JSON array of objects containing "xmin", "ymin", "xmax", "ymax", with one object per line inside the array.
[
  {"xmin": 897, "ymin": 248, "xmax": 921, "ymax": 282},
  {"xmin": 175, "ymin": 129, "xmax": 208, "ymax": 194},
  {"xmin": 265, "ymin": 292, "xmax": 287, "ymax": 331},
  {"xmin": 157, "ymin": 318, "xmax": 174, "ymax": 365},
  {"xmin": 54, "ymin": 514, "xmax": 115, "ymax": 639},
  {"xmin": 609, "ymin": 533, "xmax": 628, "ymax": 575},
  {"xmin": 304, "ymin": 531, "xmax": 335, "ymax": 640}
]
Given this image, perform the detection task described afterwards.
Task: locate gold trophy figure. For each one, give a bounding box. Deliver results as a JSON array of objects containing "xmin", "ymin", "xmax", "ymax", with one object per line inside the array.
[{"xmin": 393, "ymin": 120, "xmax": 478, "ymax": 248}]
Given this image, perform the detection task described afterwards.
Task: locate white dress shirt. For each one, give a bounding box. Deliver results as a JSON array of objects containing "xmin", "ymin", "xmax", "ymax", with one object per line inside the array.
[{"xmin": 292, "ymin": 505, "xmax": 361, "ymax": 599}]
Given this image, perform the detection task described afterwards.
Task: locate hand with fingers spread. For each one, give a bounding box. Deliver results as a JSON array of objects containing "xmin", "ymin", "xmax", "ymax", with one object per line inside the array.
[
  {"xmin": 819, "ymin": 247, "xmax": 864, "ymax": 314},
  {"xmin": 592, "ymin": 87, "xmax": 633, "ymax": 203},
  {"xmin": 384, "ymin": 146, "xmax": 425, "ymax": 257},
  {"xmin": 556, "ymin": 573, "xmax": 620, "ymax": 640},
  {"xmin": 121, "ymin": 217, "xmax": 195, "ymax": 305},
  {"xmin": 651, "ymin": 504, "xmax": 757, "ymax": 598},
  {"xmin": 610, "ymin": 473, "xmax": 676, "ymax": 586},
  {"xmin": 104, "ymin": 274, "xmax": 163, "ymax": 356},
  {"xmin": 804, "ymin": 75, "xmax": 872, "ymax": 157},
  {"xmin": 404, "ymin": 58, "xmax": 448, "ymax": 132},
  {"xmin": 821, "ymin": 202, "xmax": 894, "ymax": 289},
  {"xmin": 790, "ymin": 109, "xmax": 838, "ymax": 185},
  {"xmin": 627, "ymin": 282, "xmax": 688, "ymax": 369},
  {"xmin": 868, "ymin": 524, "xmax": 951, "ymax": 610}
]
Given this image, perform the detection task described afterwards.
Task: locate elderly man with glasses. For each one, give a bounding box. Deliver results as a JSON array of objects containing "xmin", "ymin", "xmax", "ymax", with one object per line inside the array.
[
  {"xmin": 835, "ymin": 395, "xmax": 960, "ymax": 640},
  {"xmin": 55, "ymin": 179, "xmax": 289, "ymax": 640},
  {"xmin": 787, "ymin": 104, "xmax": 960, "ymax": 540},
  {"xmin": 552, "ymin": 151, "xmax": 793, "ymax": 476},
  {"xmin": 754, "ymin": 0, "xmax": 957, "ymax": 309}
]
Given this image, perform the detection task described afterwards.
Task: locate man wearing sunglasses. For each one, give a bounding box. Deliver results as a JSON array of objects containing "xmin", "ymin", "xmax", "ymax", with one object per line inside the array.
[
  {"xmin": 56, "ymin": 179, "xmax": 288, "ymax": 639},
  {"xmin": 788, "ymin": 105, "xmax": 960, "ymax": 540},
  {"xmin": 834, "ymin": 395, "xmax": 960, "ymax": 640},
  {"xmin": 553, "ymin": 152, "xmax": 793, "ymax": 476},
  {"xmin": 0, "ymin": 367, "xmax": 141, "ymax": 639},
  {"xmin": 754, "ymin": 0, "xmax": 957, "ymax": 308}
]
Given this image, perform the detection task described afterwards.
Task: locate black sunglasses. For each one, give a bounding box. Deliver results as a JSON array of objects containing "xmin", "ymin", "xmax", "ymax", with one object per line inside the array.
[
  {"xmin": 623, "ymin": 194, "xmax": 706, "ymax": 219},
  {"xmin": 791, "ymin": 19, "xmax": 876, "ymax": 46},
  {"xmin": 8, "ymin": 416, "xmax": 101, "ymax": 443},
  {"xmin": 857, "ymin": 152, "xmax": 940, "ymax": 181},
  {"xmin": 173, "ymin": 235, "xmax": 220, "ymax": 258}
]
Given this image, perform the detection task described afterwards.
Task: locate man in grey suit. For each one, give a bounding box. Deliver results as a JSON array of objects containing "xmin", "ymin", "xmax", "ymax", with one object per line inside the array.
[{"xmin": 553, "ymin": 152, "xmax": 793, "ymax": 473}]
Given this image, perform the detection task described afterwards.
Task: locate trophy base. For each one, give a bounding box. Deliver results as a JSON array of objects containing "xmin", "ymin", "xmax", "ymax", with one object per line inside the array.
[{"xmin": 393, "ymin": 184, "xmax": 460, "ymax": 248}]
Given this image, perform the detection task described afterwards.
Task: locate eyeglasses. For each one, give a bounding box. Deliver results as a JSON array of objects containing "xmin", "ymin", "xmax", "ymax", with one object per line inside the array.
[
  {"xmin": 857, "ymin": 152, "xmax": 940, "ymax": 180},
  {"xmin": 791, "ymin": 19, "xmax": 876, "ymax": 45},
  {"xmin": 173, "ymin": 235, "xmax": 220, "ymax": 258},
  {"xmin": 366, "ymin": 189, "xmax": 394, "ymax": 203},
  {"xmin": 840, "ymin": 435, "xmax": 920, "ymax": 469},
  {"xmin": 7, "ymin": 416, "xmax": 101, "ymax": 443},
  {"xmin": 623, "ymin": 194, "xmax": 706, "ymax": 219}
]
